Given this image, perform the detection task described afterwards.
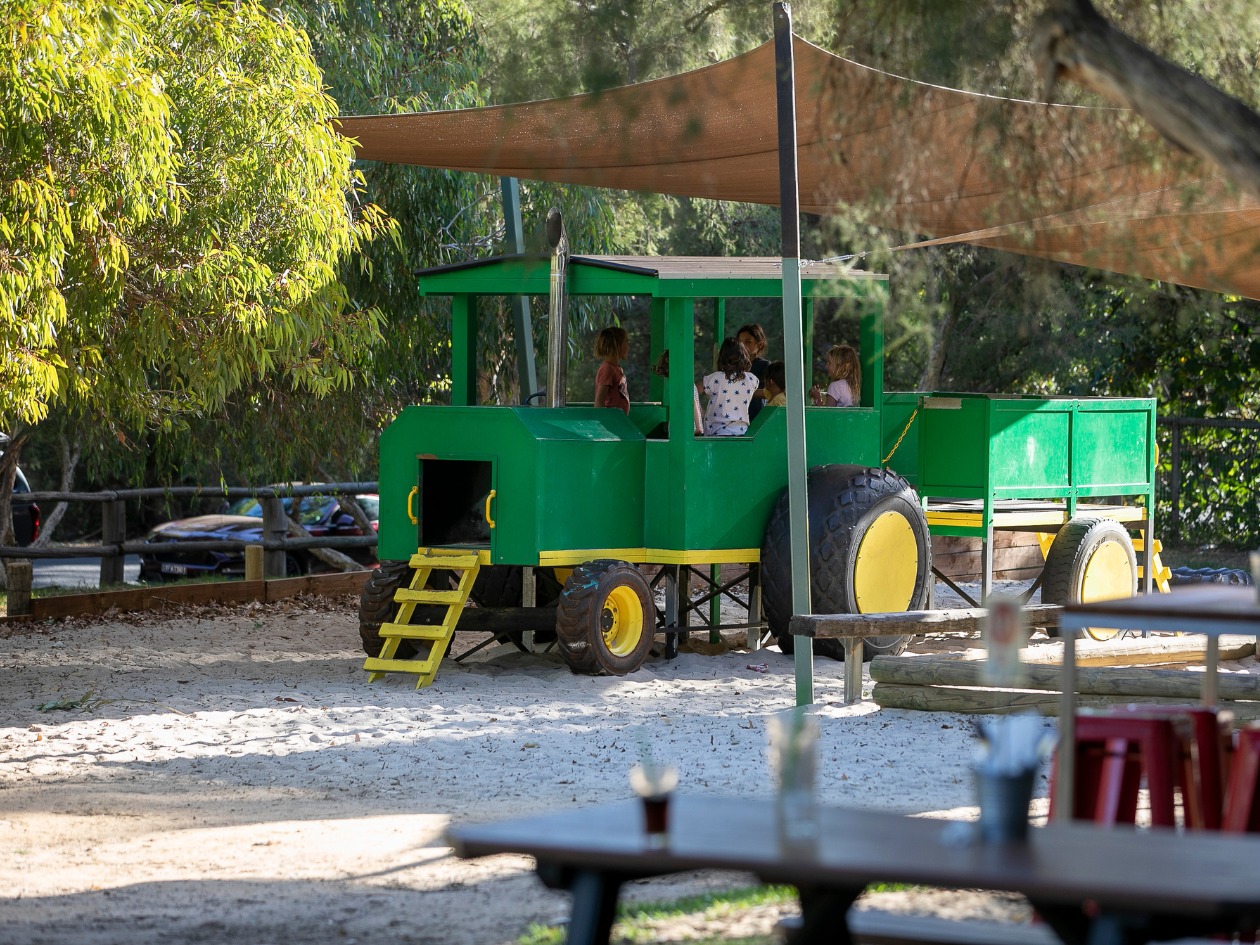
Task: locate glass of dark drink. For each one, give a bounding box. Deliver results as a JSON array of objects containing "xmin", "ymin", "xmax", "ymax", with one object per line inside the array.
[{"xmin": 629, "ymin": 763, "xmax": 678, "ymax": 849}]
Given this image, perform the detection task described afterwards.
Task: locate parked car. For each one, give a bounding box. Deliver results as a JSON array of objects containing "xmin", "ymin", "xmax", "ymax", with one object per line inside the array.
[
  {"xmin": 0, "ymin": 432, "xmax": 40, "ymax": 547},
  {"xmin": 11, "ymin": 466, "xmax": 41, "ymax": 547},
  {"xmin": 138, "ymin": 492, "xmax": 379, "ymax": 582}
]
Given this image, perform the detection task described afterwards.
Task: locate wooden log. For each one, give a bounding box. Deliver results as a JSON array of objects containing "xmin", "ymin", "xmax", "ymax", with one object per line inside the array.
[
  {"xmin": 6, "ymin": 559, "xmax": 32, "ymax": 616},
  {"xmin": 871, "ymin": 653, "xmax": 1260, "ymax": 700},
  {"xmin": 934, "ymin": 635, "xmax": 1257, "ymax": 666},
  {"xmin": 871, "ymin": 682, "xmax": 1260, "ymax": 721},
  {"xmin": 790, "ymin": 604, "xmax": 1062, "ymax": 639}
]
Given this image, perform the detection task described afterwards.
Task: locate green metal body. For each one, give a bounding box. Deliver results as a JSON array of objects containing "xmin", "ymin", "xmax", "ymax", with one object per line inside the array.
[{"xmin": 376, "ymin": 255, "xmax": 1156, "ymax": 572}]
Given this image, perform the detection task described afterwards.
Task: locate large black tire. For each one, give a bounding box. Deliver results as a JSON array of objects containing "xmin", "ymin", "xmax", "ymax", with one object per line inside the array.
[
  {"xmin": 359, "ymin": 560, "xmax": 447, "ymax": 659},
  {"xmin": 762, "ymin": 465, "xmax": 932, "ymax": 661},
  {"xmin": 1043, "ymin": 517, "xmax": 1137, "ymax": 641},
  {"xmin": 554, "ymin": 560, "xmax": 654, "ymax": 675}
]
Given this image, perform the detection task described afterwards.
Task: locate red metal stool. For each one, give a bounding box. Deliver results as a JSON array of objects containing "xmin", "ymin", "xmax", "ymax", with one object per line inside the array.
[
  {"xmin": 1050, "ymin": 712, "xmax": 1180, "ymax": 827},
  {"xmin": 1223, "ymin": 725, "xmax": 1260, "ymax": 833}
]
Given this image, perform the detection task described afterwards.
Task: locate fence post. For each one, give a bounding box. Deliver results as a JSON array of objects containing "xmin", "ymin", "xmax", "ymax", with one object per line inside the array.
[
  {"xmin": 244, "ymin": 545, "xmax": 264, "ymax": 582},
  {"xmin": 7, "ymin": 559, "xmax": 32, "ymax": 615},
  {"xmin": 100, "ymin": 500, "xmax": 126, "ymax": 586},
  {"xmin": 262, "ymin": 497, "xmax": 286, "ymax": 579}
]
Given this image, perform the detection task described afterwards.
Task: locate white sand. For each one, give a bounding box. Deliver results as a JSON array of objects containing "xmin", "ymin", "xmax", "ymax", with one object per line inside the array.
[{"xmin": 3, "ymin": 587, "xmax": 1240, "ymax": 945}]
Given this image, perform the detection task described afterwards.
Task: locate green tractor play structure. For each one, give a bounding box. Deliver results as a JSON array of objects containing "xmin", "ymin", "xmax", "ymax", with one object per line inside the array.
[{"xmin": 359, "ymin": 248, "xmax": 1162, "ymax": 688}]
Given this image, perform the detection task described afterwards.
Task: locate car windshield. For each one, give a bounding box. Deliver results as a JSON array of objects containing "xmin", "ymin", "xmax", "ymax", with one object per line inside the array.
[{"xmin": 227, "ymin": 496, "xmax": 332, "ymax": 526}]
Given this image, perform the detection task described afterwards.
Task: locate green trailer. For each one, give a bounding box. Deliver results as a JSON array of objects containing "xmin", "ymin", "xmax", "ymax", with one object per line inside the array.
[{"xmin": 361, "ymin": 253, "xmax": 1158, "ymax": 686}]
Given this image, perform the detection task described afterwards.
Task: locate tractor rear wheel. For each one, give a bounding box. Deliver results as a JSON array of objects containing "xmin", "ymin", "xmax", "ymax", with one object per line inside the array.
[
  {"xmin": 554, "ymin": 560, "xmax": 654, "ymax": 675},
  {"xmin": 1043, "ymin": 517, "xmax": 1137, "ymax": 641},
  {"xmin": 762, "ymin": 465, "xmax": 932, "ymax": 661}
]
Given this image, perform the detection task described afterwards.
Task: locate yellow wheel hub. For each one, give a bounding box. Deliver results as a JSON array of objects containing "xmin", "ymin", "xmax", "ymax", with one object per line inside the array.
[
  {"xmin": 1080, "ymin": 539, "xmax": 1136, "ymax": 640},
  {"xmin": 854, "ymin": 511, "xmax": 919, "ymax": 613},
  {"xmin": 600, "ymin": 585, "xmax": 643, "ymax": 656}
]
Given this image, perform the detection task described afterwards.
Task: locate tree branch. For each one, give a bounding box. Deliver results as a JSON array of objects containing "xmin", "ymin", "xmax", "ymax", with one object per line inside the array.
[{"xmin": 1034, "ymin": 0, "xmax": 1260, "ymax": 202}]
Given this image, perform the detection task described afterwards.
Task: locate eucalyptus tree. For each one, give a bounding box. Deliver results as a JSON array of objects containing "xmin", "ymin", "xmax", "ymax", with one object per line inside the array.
[{"xmin": 0, "ymin": 0, "xmax": 393, "ymax": 551}]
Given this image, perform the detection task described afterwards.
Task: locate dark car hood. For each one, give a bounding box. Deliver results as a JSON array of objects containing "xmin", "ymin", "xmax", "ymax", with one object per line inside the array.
[{"xmin": 149, "ymin": 515, "xmax": 263, "ymax": 541}]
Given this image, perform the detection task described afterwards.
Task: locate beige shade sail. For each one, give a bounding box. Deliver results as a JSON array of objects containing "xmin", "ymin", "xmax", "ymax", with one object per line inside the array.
[{"xmin": 336, "ymin": 36, "xmax": 1260, "ymax": 300}]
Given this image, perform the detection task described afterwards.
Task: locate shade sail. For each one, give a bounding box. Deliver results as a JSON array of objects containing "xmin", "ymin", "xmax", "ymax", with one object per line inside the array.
[{"xmin": 336, "ymin": 36, "xmax": 1260, "ymax": 300}]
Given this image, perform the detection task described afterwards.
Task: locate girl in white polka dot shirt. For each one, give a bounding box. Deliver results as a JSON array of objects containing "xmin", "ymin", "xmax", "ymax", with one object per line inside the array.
[{"xmin": 702, "ymin": 338, "xmax": 760, "ymax": 436}]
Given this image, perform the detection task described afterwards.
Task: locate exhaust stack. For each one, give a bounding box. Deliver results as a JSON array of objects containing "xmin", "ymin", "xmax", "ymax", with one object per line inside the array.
[{"xmin": 545, "ymin": 208, "xmax": 569, "ymax": 408}]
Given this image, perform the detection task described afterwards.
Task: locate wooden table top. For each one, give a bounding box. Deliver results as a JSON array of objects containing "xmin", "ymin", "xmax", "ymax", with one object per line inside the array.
[
  {"xmin": 449, "ymin": 795, "xmax": 1260, "ymax": 919},
  {"xmin": 1062, "ymin": 584, "xmax": 1260, "ymax": 635}
]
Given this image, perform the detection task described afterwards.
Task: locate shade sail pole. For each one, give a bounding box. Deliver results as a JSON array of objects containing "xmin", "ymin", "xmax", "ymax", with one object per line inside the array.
[{"xmin": 773, "ymin": 1, "xmax": 814, "ymax": 706}]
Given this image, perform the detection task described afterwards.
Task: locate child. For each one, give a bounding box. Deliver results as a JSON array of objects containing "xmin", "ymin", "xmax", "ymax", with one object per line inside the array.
[
  {"xmin": 593, "ymin": 326, "xmax": 630, "ymax": 414},
  {"xmin": 810, "ymin": 343, "xmax": 860, "ymax": 407},
  {"xmin": 736, "ymin": 323, "xmax": 771, "ymax": 420},
  {"xmin": 651, "ymin": 350, "xmax": 704, "ymax": 436},
  {"xmin": 702, "ymin": 337, "xmax": 760, "ymax": 436},
  {"xmin": 764, "ymin": 360, "xmax": 787, "ymax": 407}
]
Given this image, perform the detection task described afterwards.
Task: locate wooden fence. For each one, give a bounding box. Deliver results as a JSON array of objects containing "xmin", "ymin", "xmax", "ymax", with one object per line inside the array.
[{"xmin": 0, "ymin": 481, "xmax": 379, "ymax": 585}]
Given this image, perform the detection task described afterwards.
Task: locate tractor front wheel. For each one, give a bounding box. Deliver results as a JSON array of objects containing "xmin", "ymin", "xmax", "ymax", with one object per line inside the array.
[
  {"xmin": 1043, "ymin": 517, "xmax": 1138, "ymax": 640},
  {"xmin": 762, "ymin": 465, "xmax": 933, "ymax": 661},
  {"xmin": 554, "ymin": 560, "xmax": 654, "ymax": 675}
]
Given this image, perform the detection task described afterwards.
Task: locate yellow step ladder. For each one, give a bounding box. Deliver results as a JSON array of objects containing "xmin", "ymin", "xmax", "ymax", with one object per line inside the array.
[{"xmin": 363, "ymin": 548, "xmax": 481, "ymax": 688}]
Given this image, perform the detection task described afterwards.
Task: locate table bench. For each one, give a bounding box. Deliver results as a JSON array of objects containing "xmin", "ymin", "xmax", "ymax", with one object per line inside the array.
[{"xmin": 449, "ymin": 795, "xmax": 1260, "ymax": 945}]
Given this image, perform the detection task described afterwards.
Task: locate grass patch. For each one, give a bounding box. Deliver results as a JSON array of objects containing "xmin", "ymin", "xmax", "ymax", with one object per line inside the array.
[
  {"xmin": 518, "ymin": 885, "xmax": 796, "ymax": 945},
  {"xmin": 517, "ymin": 882, "xmax": 924, "ymax": 945}
]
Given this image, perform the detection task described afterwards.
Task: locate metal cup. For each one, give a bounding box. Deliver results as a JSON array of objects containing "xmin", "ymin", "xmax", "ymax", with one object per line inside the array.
[
  {"xmin": 767, "ymin": 708, "xmax": 820, "ymax": 848},
  {"xmin": 974, "ymin": 767, "xmax": 1035, "ymax": 844}
]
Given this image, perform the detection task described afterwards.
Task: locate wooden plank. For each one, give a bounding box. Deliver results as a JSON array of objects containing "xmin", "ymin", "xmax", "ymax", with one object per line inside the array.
[
  {"xmin": 871, "ymin": 682, "xmax": 1260, "ymax": 720},
  {"xmin": 22, "ymin": 571, "xmax": 371, "ymax": 621},
  {"xmin": 915, "ymin": 635, "xmax": 1255, "ymax": 666},
  {"xmin": 931, "ymin": 533, "xmax": 1046, "ymax": 582},
  {"xmin": 790, "ymin": 604, "xmax": 1061, "ymax": 639},
  {"xmin": 870, "ymin": 653, "xmax": 1260, "ymax": 700}
]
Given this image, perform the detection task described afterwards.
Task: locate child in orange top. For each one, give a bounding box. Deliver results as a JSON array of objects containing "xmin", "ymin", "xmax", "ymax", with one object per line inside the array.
[
  {"xmin": 809, "ymin": 343, "xmax": 860, "ymax": 407},
  {"xmin": 594, "ymin": 326, "xmax": 630, "ymax": 413}
]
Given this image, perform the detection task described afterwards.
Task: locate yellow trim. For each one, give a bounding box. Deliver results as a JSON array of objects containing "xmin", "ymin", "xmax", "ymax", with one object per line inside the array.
[
  {"xmin": 484, "ymin": 489, "xmax": 497, "ymax": 529},
  {"xmin": 926, "ymin": 505, "xmax": 1148, "ymax": 530},
  {"xmin": 406, "ymin": 486, "xmax": 418, "ymax": 525},
  {"xmin": 537, "ymin": 547, "xmax": 761, "ymax": 566}
]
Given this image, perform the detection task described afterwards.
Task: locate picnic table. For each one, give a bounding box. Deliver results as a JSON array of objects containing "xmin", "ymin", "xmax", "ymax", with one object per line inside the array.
[{"xmin": 448, "ymin": 794, "xmax": 1260, "ymax": 945}]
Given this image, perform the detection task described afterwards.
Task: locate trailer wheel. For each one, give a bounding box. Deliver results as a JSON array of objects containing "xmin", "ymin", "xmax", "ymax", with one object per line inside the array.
[
  {"xmin": 762, "ymin": 465, "xmax": 932, "ymax": 661},
  {"xmin": 554, "ymin": 560, "xmax": 654, "ymax": 675},
  {"xmin": 1043, "ymin": 517, "xmax": 1137, "ymax": 641}
]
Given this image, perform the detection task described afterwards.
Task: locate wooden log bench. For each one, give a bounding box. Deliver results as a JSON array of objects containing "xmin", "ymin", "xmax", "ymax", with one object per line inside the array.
[{"xmin": 787, "ymin": 605, "xmax": 1063, "ymax": 704}]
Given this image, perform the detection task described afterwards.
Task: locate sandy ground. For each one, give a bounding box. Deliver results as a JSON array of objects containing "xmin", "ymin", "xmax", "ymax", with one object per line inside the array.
[{"xmin": 1, "ymin": 583, "xmax": 1240, "ymax": 945}]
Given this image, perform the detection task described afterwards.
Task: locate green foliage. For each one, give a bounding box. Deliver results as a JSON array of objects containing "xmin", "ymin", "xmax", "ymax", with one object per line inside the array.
[{"xmin": 1, "ymin": 0, "xmax": 392, "ymax": 447}]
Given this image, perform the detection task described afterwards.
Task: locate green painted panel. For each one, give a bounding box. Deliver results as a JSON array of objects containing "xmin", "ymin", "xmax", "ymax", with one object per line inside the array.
[
  {"xmin": 1072, "ymin": 404, "xmax": 1152, "ymax": 491},
  {"xmin": 989, "ymin": 403, "xmax": 1071, "ymax": 490},
  {"xmin": 881, "ymin": 393, "xmax": 923, "ymax": 485},
  {"xmin": 917, "ymin": 396, "xmax": 989, "ymax": 492}
]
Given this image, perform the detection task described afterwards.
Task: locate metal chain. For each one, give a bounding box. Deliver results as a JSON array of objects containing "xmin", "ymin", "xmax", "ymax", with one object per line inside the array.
[{"xmin": 881, "ymin": 402, "xmax": 922, "ymax": 467}]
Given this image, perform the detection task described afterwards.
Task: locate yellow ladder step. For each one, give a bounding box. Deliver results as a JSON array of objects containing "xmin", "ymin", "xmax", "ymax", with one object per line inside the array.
[
  {"xmin": 364, "ymin": 656, "xmax": 437, "ymax": 674},
  {"xmin": 395, "ymin": 588, "xmax": 465, "ymax": 605},
  {"xmin": 1132, "ymin": 537, "xmax": 1164, "ymax": 553},
  {"xmin": 378, "ymin": 623, "xmax": 448, "ymax": 641},
  {"xmin": 410, "ymin": 552, "xmax": 481, "ymax": 569}
]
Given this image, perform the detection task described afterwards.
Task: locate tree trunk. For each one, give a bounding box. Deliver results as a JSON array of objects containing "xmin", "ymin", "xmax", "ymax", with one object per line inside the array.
[
  {"xmin": 284, "ymin": 512, "xmax": 363, "ymax": 572},
  {"xmin": 30, "ymin": 434, "xmax": 82, "ymax": 547},
  {"xmin": 1035, "ymin": 0, "xmax": 1260, "ymax": 202}
]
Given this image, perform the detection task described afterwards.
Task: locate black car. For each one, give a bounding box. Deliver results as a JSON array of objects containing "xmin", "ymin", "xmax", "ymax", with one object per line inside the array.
[
  {"xmin": 138, "ymin": 493, "xmax": 378, "ymax": 581},
  {"xmin": 11, "ymin": 466, "xmax": 40, "ymax": 547}
]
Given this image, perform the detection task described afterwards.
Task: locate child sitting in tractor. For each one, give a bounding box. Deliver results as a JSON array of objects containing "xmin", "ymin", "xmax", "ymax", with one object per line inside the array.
[
  {"xmin": 702, "ymin": 337, "xmax": 759, "ymax": 436},
  {"xmin": 594, "ymin": 326, "xmax": 630, "ymax": 414},
  {"xmin": 764, "ymin": 361, "xmax": 787, "ymax": 407},
  {"xmin": 810, "ymin": 343, "xmax": 860, "ymax": 407}
]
